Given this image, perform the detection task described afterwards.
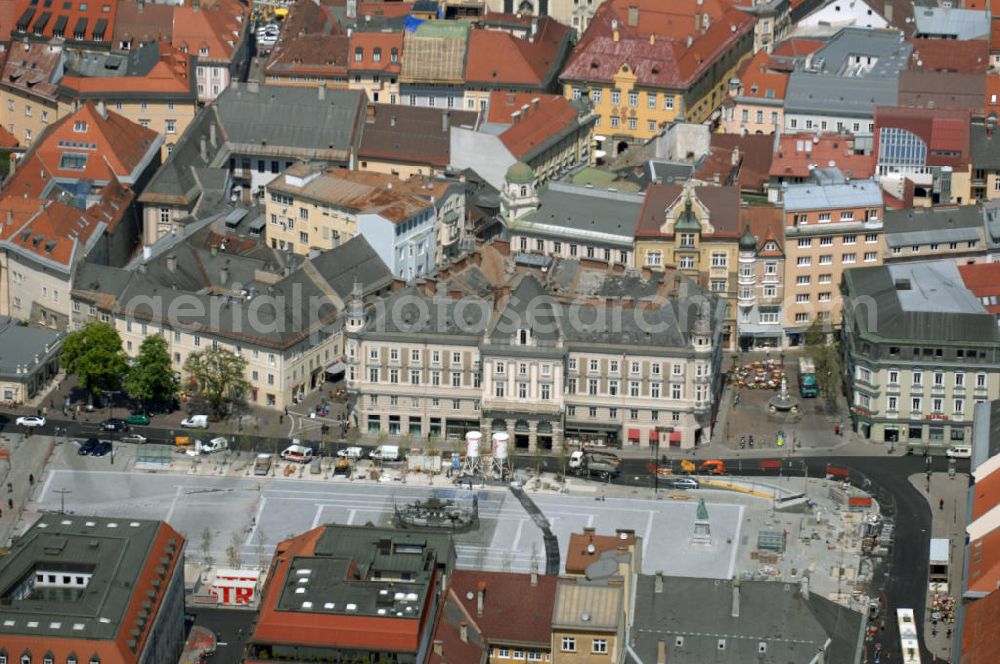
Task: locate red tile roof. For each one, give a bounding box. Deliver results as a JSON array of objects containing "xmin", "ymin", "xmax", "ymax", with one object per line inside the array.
[
  {"xmin": 0, "ymin": 0, "xmax": 19, "ymax": 44},
  {"xmin": 358, "ymin": 0, "xmax": 414, "ymax": 18},
  {"xmin": 112, "ymin": 0, "xmax": 173, "ymax": 46},
  {"xmin": 874, "ymin": 106, "xmax": 971, "ymax": 169},
  {"xmin": 565, "ymin": 528, "xmax": 637, "ymax": 574},
  {"xmin": 466, "ymin": 16, "xmax": 570, "ymax": 87},
  {"xmin": 486, "ymin": 92, "xmax": 581, "ymax": 160},
  {"xmin": 59, "ymin": 42, "xmax": 194, "ymax": 96},
  {"xmin": 770, "ymin": 132, "xmax": 876, "ymax": 179},
  {"xmin": 171, "ymin": 0, "xmax": 248, "ymax": 63},
  {"xmin": 35, "ymin": 101, "xmax": 159, "ymax": 182},
  {"xmin": 0, "ymin": 125, "xmax": 18, "ymax": 148},
  {"xmin": 349, "ymin": 31, "xmax": 402, "ymax": 74},
  {"xmin": 963, "ymin": 588, "xmax": 1000, "ymax": 662},
  {"xmin": 987, "ymin": 73, "xmax": 1000, "ymax": 114},
  {"xmin": 734, "ymin": 49, "xmax": 791, "ymax": 100},
  {"xmin": 771, "ymin": 38, "xmax": 825, "ymax": 58},
  {"xmin": 251, "ymin": 526, "xmax": 430, "ymax": 652},
  {"xmin": 447, "ymin": 570, "xmax": 557, "ymax": 645},
  {"xmin": 0, "ymin": 38, "xmax": 63, "ymax": 102},
  {"xmin": 972, "ymin": 465, "xmax": 1000, "ymax": 521},
  {"xmin": 561, "ymin": 0, "xmax": 754, "ymax": 90},
  {"xmin": 968, "ymin": 526, "xmax": 1000, "ymax": 595},
  {"xmin": 427, "ymin": 588, "xmax": 486, "ymax": 664},
  {"xmin": 11, "ymin": 0, "xmax": 118, "ymax": 42},
  {"xmin": 740, "ymin": 205, "xmax": 784, "ymax": 253},
  {"xmin": 907, "ymin": 38, "xmax": 989, "ymax": 73},
  {"xmin": 960, "ymin": 263, "xmax": 1000, "ymax": 315}
]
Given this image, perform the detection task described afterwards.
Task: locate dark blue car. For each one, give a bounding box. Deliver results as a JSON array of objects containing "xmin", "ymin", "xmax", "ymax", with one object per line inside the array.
[
  {"xmin": 90, "ymin": 441, "xmax": 113, "ymax": 457},
  {"xmin": 77, "ymin": 438, "xmax": 99, "ymax": 455}
]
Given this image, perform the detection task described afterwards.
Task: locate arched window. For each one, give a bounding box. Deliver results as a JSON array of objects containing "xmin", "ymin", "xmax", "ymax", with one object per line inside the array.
[
  {"xmin": 88, "ymin": 656, "xmax": 100, "ymax": 664},
  {"xmin": 20, "ymin": 652, "xmax": 31, "ymax": 664},
  {"xmin": 66, "ymin": 654, "xmax": 77, "ymax": 664},
  {"xmin": 519, "ymin": 186, "xmax": 527, "ymax": 197},
  {"xmin": 42, "ymin": 654, "xmax": 53, "ymax": 664}
]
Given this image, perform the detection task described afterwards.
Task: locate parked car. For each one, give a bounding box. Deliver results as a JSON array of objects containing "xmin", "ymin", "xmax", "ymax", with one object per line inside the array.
[
  {"xmin": 337, "ymin": 446, "xmax": 363, "ymax": 459},
  {"xmin": 91, "ymin": 441, "xmax": 113, "ymax": 457},
  {"xmin": 120, "ymin": 434, "xmax": 147, "ymax": 445},
  {"xmin": 16, "ymin": 415, "xmax": 45, "ymax": 428},
  {"xmin": 101, "ymin": 418, "xmax": 129, "ymax": 432},
  {"xmin": 946, "ymin": 445, "xmax": 972, "ymax": 459},
  {"xmin": 665, "ymin": 477, "xmax": 700, "ymax": 490},
  {"xmin": 125, "ymin": 413, "xmax": 150, "ymax": 426},
  {"xmin": 77, "ymin": 438, "xmax": 99, "ymax": 455},
  {"xmin": 281, "ymin": 444, "xmax": 314, "ymax": 464},
  {"xmin": 181, "ymin": 415, "xmax": 209, "ymax": 429},
  {"xmin": 369, "ymin": 445, "xmax": 400, "ymax": 461}
]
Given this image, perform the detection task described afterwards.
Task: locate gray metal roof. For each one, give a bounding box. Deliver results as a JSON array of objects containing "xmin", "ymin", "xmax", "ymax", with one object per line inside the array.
[
  {"xmin": 0, "ymin": 316, "xmax": 63, "ymax": 379},
  {"xmin": 913, "ymin": 7, "xmax": 990, "ymax": 39},
  {"xmin": 883, "ymin": 205, "xmax": 984, "ymax": 247},
  {"xmin": 971, "ymin": 122, "xmax": 1000, "ymax": 171},
  {"xmin": 630, "ymin": 574, "xmax": 863, "ymax": 664},
  {"xmin": 783, "ymin": 179, "xmax": 883, "ymax": 212},
  {"xmin": 984, "ymin": 200, "xmax": 1000, "ymax": 247},
  {"xmin": 508, "ymin": 182, "xmax": 643, "ymax": 247},
  {"xmin": 843, "ymin": 263, "xmax": 1000, "ymax": 344},
  {"xmin": 972, "ymin": 400, "xmax": 1000, "ymax": 471},
  {"xmin": 784, "ymin": 27, "xmax": 910, "ymax": 117},
  {"xmin": 0, "ymin": 514, "xmax": 175, "ymax": 641}
]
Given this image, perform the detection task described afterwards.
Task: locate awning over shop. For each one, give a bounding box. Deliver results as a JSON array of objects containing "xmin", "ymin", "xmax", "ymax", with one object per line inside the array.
[
  {"xmin": 649, "ymin": 430, "xmax": 658, "ymax": 442},
  {"xmin": 669, "ymin": 432, "xmax": 682, "ymax": 443},
  {"xmin": 627, "ymin": 428, "xmax": 640, "ymax": 441},
  {"xmin": 325, "ymin": 362, "xmax": 347, "ymax": 374}
]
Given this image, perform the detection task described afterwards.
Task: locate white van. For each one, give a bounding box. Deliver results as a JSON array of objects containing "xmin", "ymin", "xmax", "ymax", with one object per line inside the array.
[
  {"xmin": 369, "ymin": 445, "xmax": 400, "ymax": 461},
  {"xmin": 181, "ymin": 415, "xmax": 209, "ymax": 429},
  {"xmin": 946, "ymin": 445, "xmax": 972, "ymax": 459},
  {"xmin": 281, "ymin": 444, "xmax": 314, "ymax": 463}
]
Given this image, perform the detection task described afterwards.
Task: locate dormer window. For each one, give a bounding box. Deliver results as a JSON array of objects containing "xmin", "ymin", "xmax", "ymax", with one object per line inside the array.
[
  {"xmin": 373, "ymin": 47, "xmax": 381, "ymax": 62},
  {"xmin": 517, "ymin": 329, "xmax": 531, "ymax": 345},
  {"xmin": 390, "ymin": 47, "xmax": 398, "ymax": 63},
  {"xmin": 199, "ymin": 47, "xmax": 208, "ymax": 56},
  {"xmin": 72, "ymin": 120, "xmax": 87, "ymax": 132},
  {"xmin": 354, "ymin": 47, "xmax": 363, "ymax": 62}
]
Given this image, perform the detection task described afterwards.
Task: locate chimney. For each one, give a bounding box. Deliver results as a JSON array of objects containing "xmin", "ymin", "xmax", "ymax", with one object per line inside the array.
[
  {"xmin": 530, "ymin": 564, "xmax": 538, "ymax": 587},
  {"xmin": 318, "ymin": 82, "xmax": 327, "ymax": 101},
  {"xmin": 96, "ymin": 101, "xmax": 107, "ymax": 119},
  {"xmin": 731, "ymin": 577, "xmax": 740, "ymax": 618},
  {"xmin": 800, "ymin": 575, "xmax": 810, "ymax": 600},
  {"xmin": 5, "ymin": 210, "xmax": 11, "ymax": 225},
  {"xmin": 433, "ymin": 641, "xmax": 443, "ymax": 656},
  {"xmin": 442, "ymin": 110, "xmax": 450, "ymax": 133},
  {"xmin": 220, "ymin": 264, "xmax": 229, "ymax": 285},
  {"xmin": 199, "ymin": 135, "xmax": 207, "ymax": 162},
  {"xmin": 731, "ymin": 146, "xmax": 740, "ymax": 167},
  {"xmin": 366, "ymin": 104, "xmax": 376, "ymax": 124},
  {"xmin": 649, "ymin": 33, "xmax": 655, "ymax": 45},
  {"xmin": 209, "ymin": 122, "xmax": 217, "ymax": 148},
  {"xmin": 247, "ymin": 80, "xmax": 259, "ymax": 93},
  {"xmin": 477, "ymin": 581, "xmax": 486, "ymax": 617},
  {"xmin": 459, "ymin": 622, "xmax": 468, "ymax": 643},
  {"xmin": 657, "ymin": 639, "xmax": 667, "ymax": 664},
  {"xmin": 654, "ymin": 571, "xmax": 664, "ymax": 593},
  {"xmin": 166, "ymin": 254, "xmax": 176, "ymax": 272},
  {"xmin": 390, "ymin": 113, "xmax": 397, "ymax": 128}
]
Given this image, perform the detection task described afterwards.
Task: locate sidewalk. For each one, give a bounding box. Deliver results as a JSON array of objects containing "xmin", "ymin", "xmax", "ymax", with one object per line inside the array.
[
  {"xmin": 0, "ymin": 433, "xmax": 55, "ymax": 546},
  {"xmin": 908, "ymin": 470, "xmax": 967, "ymax": 661}
]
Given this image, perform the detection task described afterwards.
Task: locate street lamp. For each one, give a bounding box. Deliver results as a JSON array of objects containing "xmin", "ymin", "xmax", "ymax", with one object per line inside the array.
[{"xmin": 653, "ymin": 435, "xmax": 659, "ymax": 496}]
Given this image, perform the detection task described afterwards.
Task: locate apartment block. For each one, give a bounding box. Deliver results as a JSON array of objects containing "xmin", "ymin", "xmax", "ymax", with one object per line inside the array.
[
  {"xmin": 842, "ymin": 261, "xmax": 1000, "ymax": 445},
  {"xmin": 781, "ymin": 168, "xmax": 884, "ymax": 342}
]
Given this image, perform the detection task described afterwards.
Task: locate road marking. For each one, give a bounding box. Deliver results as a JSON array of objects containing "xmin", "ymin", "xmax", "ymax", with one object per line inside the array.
[
  {"xmin": 347, "ymin": 508, "xmax": 356, "ymax": 525},
  {"xmin": 586, "ymin": 514, "xmax": 594, "ymax": 528},
  {"xmin": 511, "ymin": 519, "xmax": 525, "ymax": 551},
  {"xmin": 38, "ymin": 469, "xmax": 55, "ymax": 502},
  {"xmin": 642, "ymin": 510, "xmax": 654, "ymax": 559},
  {"xmin": 164, "ymin": 486, "xmax": 183, "ymax": 524},
  {"xmin": 310, "ymin": 504, "xmax": 326, "ymax": 530},
  {"xmin": 245, "ymin": 497, "xmax": 268, "ymax": 545}
]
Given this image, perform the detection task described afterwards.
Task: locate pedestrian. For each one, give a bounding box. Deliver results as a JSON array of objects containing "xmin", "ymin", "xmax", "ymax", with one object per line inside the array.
[
  {"xmin": 7, "ymin": 498, "xmax": 12, "ymax": 510},
  {"xmin": 6, "ymin": 482, "xmax": 10, "ymax": 494},
  {"xmin": 28, "ymin": 474, "xmax": 33, "ymax": 486},
  {"xmin": 939, "ymin": 498, "xmax": 944, "ymax": 510}
]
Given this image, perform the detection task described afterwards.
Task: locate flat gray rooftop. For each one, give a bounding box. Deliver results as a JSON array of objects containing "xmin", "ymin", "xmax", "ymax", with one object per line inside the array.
[{"xmin": 887, "ymin": 262, "xmax": 986, "ymax": 314}]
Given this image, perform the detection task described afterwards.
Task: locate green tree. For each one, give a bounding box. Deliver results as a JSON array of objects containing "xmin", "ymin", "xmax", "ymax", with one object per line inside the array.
[
  {"xmin": 61, "ymin": 321, "xmax": 129, "ymax": 396},
  {"xmin": 804, "ymin": 321, "xmax": 842, "ymax": 405},
  {"xmin": 183, "ymin": 346, "xmax": 250, "ymax": 418},
  {"xmin": 124, "ymin": 335, "xmax": 177, "ymax": 410},
  {"xmin": 200, "ymin": 526, "xmax": 214, "ymax": 566}
]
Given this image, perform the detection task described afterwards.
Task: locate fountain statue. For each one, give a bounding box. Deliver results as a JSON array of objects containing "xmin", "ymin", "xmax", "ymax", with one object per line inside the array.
[{"xmin": 768, "ymin": 375, "xmax": 800, "ymax": 413}]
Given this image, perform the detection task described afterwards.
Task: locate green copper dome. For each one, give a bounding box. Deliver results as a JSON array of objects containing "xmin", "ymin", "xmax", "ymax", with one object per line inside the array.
[
  {"xmin": 506, "ymin": 161, "xmax": 535, "ymax": 185},
  {"xmin": 674, "ymin": 197, "xmax": 701, "ymax": 232},
  {"xmin": 739, "ymin": 225, "xmax": 757, "ymax": 251}
]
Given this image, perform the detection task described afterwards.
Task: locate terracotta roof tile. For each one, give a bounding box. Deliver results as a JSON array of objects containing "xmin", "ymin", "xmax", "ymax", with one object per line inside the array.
[
  {"xmin": 358, "ymin": 0, "xmax": 413, "ymax": 18},
  {"xmin": 770, "ymin": 132, "xmax": 876, "ymax": 179},
  {"xmin": 907, "ymin": 38, "xmax": 989, "ymax": 73},
  {"xmin": 359, "ymin": 104, "xmax": 477, "ymax": 167},
  {"xmin": 428, "ymin": 588, "xmax": 486, "ymax": 664},
  {"xmin": 0, "ymin": 39, "xmax": 63, "ymax": 102},
  {"xmin": 59, "ymin": 42, "xmax": 194, "ymax": 96},
  {"xmin": 565, "ymin": 529, "xmax": 637, "ymax": 574},
  {"xmin": 739, "ymin": 205, "xmax": 784, "ymax": 252},
  {"xmin": 171, "ymin": 0, "xmax": 248, "ymax": 63},
  {"xmin": 0, "ymin": 0, "xmax": 19, "ymax": 44},
  {"xmin": 465, "ymin": 16, "xmax": 570, "ymax": 87},
  {"xmin": 963, "ymin": 588, "xmax": 1000, "ymax": 662},
  {"xmin": 349, "ymin": 31, "xmax": 403, "ymax": 74},
  {"xmin": 112, "ymin": 0, "xmax": 173, "ymax": 45},
  {"xmin": 0, "ymin": 125, "xmax": 18, "ymax": 149},
  {"xmin": 961, "ymin": 263, "xmax": 1000, "ymax": 314},
  {"xmin": 968, "ymin": 526, "xmax": 1000, "ymax": 595},
  {"xmin": 448, "ymin": 570, "xmax": 557, "ymax": 645},
  {"xmin": 874, "ymin": 106, "xmax": 971, "ymax": 168},
  {"xmin": 711, "ymin": 133, "xmax": 774, "ymax": 191},
  {"xmin": 265, "ymin": 33, "xmax": 349, "ymax": 77},
  {"xmin": 771, "ymin": 38, "xmax": 825, "ymax": 58},
  {"xmin": 486, "ymin": 92, "xmax": 580, "ymax": 160},
  {"xmin": 11, "ymin": 0, "xmax": 117, "ymax": 42},
  {"xmin": 734, "ymin": 49, "xmax": 791, "ymax": 100}
]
